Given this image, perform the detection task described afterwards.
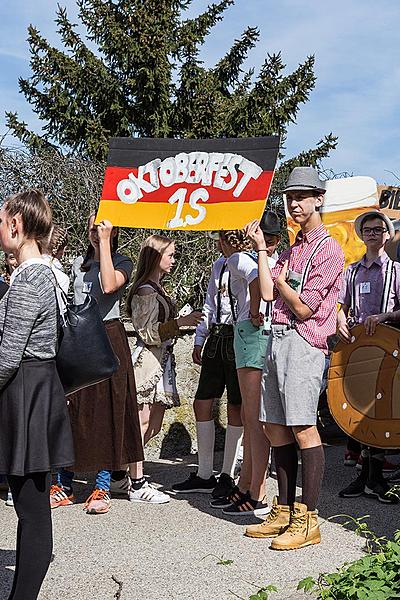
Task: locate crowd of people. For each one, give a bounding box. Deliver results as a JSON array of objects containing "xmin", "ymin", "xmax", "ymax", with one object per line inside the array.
[{"xmin": 0, "ymin": 166, "xmax": 399, "ymax": 599}]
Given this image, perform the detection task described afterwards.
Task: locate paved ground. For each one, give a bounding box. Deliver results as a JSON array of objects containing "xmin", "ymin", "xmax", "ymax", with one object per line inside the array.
[{"xmin": 0, "ymin": 444, "xmax": 398, "ymax": 600}]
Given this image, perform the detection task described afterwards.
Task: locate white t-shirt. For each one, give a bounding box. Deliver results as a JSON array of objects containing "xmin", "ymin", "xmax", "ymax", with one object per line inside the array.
[
  {"xmin": 227, "ymin": 251, "xmax": 276, "ymax": 324},
  {"xmin": 226, "ymin": 252, "xmax": 258, "ymax": 323}
]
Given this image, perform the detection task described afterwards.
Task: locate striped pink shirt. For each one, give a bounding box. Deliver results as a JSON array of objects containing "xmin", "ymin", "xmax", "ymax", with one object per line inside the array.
[{"xmin": 271, "ymin": 224, "xmax": 344, "ymax": 353}]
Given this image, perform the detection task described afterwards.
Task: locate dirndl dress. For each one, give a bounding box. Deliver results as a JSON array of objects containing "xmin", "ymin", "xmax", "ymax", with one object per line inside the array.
[
  {"xmin": 0, "ymin": 358, "xmax": 74, "ymax": 476},
  {"xmin": 67, "ymin": 320, "xmax": 144, "ymax": 472}
]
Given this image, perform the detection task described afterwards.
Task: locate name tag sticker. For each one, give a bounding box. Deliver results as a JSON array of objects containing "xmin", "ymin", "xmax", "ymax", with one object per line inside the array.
[
  {"xmin": 82, "ymin": 282, "xmax": 93, "ymax": 293},
  {"xmin": 360, "ymin": 282, "xmax": 371, "ymax": 294}
]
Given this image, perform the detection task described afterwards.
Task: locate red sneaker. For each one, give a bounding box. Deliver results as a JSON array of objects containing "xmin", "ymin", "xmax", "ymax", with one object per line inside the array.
[
  {"xmin": 84, "ymin": 489, "xmax": 111, "ymax": 514},
  {"xmin": 50, "ymin": 485, "xmax": 75, "ymax": 509}
]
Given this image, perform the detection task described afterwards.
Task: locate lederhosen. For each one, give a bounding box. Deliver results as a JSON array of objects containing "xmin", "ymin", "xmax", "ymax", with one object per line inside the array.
[{"xmin": 194, "ymin": 262, "xmax": 242, "ymax": 404}]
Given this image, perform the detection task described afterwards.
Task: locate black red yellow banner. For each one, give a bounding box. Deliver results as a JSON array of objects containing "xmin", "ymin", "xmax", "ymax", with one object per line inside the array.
[{"xmin": 97, "ymin": 137, "xmax": 280, "ymax": 230}]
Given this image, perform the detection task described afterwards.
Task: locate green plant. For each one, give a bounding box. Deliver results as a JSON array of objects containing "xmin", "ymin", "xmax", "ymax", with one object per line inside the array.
[
  {"xmin": 202, "ymin": 553, "xmax": 234, "ymax": 566},
  {"xmin": 230, "ymin": 583, "xmax": 278, "ymax": 600},
  {"xmin": 298, "ymin": 516, "xmax": 400, "ymax": 599}
]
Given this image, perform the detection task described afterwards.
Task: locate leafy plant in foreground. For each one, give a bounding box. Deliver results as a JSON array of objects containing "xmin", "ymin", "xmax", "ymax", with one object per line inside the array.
[{"xmin": 297, "ymin": 515, "xmax": 400, "ymax": 600}]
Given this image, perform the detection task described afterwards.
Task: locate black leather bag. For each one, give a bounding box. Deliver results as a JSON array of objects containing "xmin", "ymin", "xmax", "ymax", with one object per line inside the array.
[{"xmin": 56, "ymin": 294, "xmax": 120, "ymax": 395}]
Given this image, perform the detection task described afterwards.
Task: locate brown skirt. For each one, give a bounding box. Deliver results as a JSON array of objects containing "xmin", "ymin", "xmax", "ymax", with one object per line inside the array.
[{"xmin": 67, "ymin": 320, "xmax": 144, "ymax": 471}]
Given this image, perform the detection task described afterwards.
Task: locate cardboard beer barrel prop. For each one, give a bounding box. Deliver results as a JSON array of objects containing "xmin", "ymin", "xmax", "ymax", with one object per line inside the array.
[{"xmin": 328, "ymin": 323, "xmax": 400, "ymax": 449}]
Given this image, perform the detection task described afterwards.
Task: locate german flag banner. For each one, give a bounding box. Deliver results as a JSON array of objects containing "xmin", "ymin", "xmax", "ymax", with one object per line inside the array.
[{"xmin": 97, "ymin": 136, "xmax": 280, "ymax": 230}]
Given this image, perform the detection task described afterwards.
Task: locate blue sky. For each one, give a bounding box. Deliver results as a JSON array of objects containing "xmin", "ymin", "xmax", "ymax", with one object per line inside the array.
[{"xmin": 0, "ymin": 0, "xmax": 399, "ymax": 184}]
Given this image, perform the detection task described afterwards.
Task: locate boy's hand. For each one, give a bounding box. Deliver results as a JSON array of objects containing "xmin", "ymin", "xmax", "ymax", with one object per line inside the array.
[{"xmin": 364, "ymin": 314, "xmax": 383, "ymax": 336}]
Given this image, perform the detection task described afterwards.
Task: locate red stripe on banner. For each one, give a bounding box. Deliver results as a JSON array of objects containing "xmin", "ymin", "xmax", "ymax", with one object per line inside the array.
[{"xmin": 101, "ymin": 166, "xmax": 273, "ymax": 204}]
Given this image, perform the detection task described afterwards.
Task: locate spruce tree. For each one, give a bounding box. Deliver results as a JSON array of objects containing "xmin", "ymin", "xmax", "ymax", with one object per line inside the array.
[{"xmin": 6, "ymin": 0, "xmax": 336, "ymax": 170}]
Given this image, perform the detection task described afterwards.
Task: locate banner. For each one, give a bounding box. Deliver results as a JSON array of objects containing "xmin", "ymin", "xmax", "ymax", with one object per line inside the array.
[
  {"xmin": 285, "ymin": 176, "xmax": 379, "ymax": 268},
  {"xmin": 378, "ymin": 185, "xmax": 400, "ymax": 219},
  {"xmin": 96, "ymin": 136, "xmax": 280, "ymax": 230}
]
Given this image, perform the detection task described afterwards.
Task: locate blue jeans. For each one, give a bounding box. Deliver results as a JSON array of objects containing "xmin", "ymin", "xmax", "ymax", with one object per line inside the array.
[{"xmin": 57, "ymin": 469, "xmax": 111, "ymax": 491}]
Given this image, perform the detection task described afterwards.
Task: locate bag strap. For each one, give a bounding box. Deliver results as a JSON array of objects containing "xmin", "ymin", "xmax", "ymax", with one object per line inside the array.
[{"xmin": 227, "ymin": 274, "xmax": 238, "ymax": 323}]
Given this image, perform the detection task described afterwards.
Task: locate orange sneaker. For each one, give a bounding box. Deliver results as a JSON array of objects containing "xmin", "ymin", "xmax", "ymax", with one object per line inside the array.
[
  {"xmin": 50, "ymin": 485, "xmax": 75, "ymax": 509},
  {"xmin": 84, "ymin": 489, "xmax": 111, "ymax": 514}
]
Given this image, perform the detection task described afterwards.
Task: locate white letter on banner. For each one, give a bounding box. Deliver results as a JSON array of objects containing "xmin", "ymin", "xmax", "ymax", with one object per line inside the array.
[
  {"xmin": 167, "ymin": 188, "xmax": 187, "ymax": 228},
  {"xmin": 159, "ymin": 157, "xmax": 177, "ymax": 187},
  {"xmin": 144, "ymin": 158, "xmax": 161, "ymax": 190},
  {"xmin": 127, "ymin": 164, "xmax": 158, "ymax": 198},
  {"xmin": 175, "ymin": 153, "xmax": 189, "ymax": 183},
  {"xmin": 117, "ymin": 176, "xmax": 141, "ymax": 203},
  {"xmin": 185, "ymin": 189, "xmax": 209, "ymax": 225},
  {"xmin": 186, "ymin": 152, "xmax": 209, "ymax": 184},
  {"xmin": 233, "ymin": 158, "xmax": 263, "ymax": 197},
  {"xmin": 202, "ymin": 153, "xmax": 224, "ymax": 186},
  {"xmin": 214, "ymin": 154, "xmax": 242, "ymax": 191}
]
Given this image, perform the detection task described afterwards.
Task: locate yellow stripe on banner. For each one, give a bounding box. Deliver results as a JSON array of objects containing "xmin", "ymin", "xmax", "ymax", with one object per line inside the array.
[{"xmin": 96, "ymin": 199, "xmax": 267, "ymax": 230}]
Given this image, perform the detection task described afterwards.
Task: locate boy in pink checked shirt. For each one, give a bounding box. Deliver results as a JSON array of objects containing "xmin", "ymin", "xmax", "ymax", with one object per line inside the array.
[{"xmin": 245, "ymin": 167, "xmax": 344, "ymax": 550}]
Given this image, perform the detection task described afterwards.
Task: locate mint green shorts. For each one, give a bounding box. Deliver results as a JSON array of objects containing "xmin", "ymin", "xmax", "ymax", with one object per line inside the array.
[{"xmin": 233, "ymin": 319, "xmax": 269, "ymax": 370}]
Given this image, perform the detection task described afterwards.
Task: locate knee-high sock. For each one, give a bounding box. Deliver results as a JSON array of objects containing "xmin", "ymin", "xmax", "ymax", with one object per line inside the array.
[
  {"xmin": 368, "ymin": 446, "xmax": 385, "ymax": 484},
  {"xmin": 274, "ymin": 443, "xmax": 298, "ymax": 506},
  {"xmin": 221, "ymin": 425, "xmax": 243, "ymax": 478},
  {"xmin": 196, "ymin": 420, "xmax": 215, "ymax": 479},
  {"xmin": 301, "ymin": 445, "xmax": 325, "ymax": 511}
]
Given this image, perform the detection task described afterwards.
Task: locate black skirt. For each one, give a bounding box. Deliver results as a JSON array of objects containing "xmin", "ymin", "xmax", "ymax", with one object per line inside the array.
[{"xmin": 0, "ymin": 359, "xmax": 74, "ymax": 476}]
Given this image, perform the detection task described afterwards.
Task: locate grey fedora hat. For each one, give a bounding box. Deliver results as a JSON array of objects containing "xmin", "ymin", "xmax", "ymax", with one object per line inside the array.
[
  {"xmin": 354, "ymin": 210, "xmax": 395, "ymax": 240},
  {"xmin": 281, "ymin": 166, "xmax": 326, "ymax": 194}
]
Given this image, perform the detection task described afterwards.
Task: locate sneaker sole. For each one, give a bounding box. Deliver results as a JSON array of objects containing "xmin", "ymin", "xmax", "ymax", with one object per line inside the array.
[
  {"xmin": 222, "ymin": 506, "xmax": 269, "ymax": 517},
  {"xmin": 129, "ymin": 497, "xmax": 170, "ymax": 504},
  {"xmin": 50, "ymin": 502, "xmax": 74, "ymax": 509},
  {"xmin": 364, "ymin": 487, "xmax": 398, "ymax": 504},
  {"xmin": 85, "ymin": 507, "xmax": 110, "ymax": 514},
  {"xmin": 338, "ymin": 491, "xmax": 364, "ymax": 498}
]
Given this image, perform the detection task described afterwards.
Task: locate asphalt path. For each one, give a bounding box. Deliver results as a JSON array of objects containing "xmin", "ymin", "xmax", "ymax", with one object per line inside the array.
[{"xmin": 0, "ymin": 444, "xmax": 398, "ymax": 600}]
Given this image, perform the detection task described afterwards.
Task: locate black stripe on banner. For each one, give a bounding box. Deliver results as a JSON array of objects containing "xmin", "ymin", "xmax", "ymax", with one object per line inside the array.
[{"xmin": 107, "ymin": 136, "xmax": 280, "ymax": 171}]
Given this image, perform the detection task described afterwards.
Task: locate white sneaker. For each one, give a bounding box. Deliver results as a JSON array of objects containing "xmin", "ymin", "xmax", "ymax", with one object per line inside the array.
[
  {"xmin": 129, "ymin": 481, "xmax": 170, "ymax": 504},
  {"xmin": 5, "ymin": 490, "xmax": 13, "ymax": 507},
  {"xmin": 110, "ymin": 474, "xmax": 131, "ymax": 498}
]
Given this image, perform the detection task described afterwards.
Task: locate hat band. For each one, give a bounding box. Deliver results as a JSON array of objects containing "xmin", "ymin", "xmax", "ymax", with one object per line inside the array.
[{"xmin": 285, "ymin": 184, "xmax": 323, "ymax": 189}]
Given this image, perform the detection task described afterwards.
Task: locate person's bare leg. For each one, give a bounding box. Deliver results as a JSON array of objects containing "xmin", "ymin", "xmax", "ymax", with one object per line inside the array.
[
  {"xmin": 236, "ymin": 368, "xmax": 267, "ymax": 497},
  {"xmin": 144, "ymin": 402, "xmax": 166, "ymax": 445},
  {"xmin": 227, "ymin": 403, "xmax": 242, "ymax": 427}
]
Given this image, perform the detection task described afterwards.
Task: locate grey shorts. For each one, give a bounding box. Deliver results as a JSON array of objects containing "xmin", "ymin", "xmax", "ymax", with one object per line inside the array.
[{"xmin": 260, "ymin": 325, "xmax": 325, "ymax": 426}]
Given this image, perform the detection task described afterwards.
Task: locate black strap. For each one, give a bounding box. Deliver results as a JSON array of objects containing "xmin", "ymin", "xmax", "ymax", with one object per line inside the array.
[
  {"xmin": 380, "ymin": 259, "xmax": 394, "ymax": 314},
  {"xmin": 227, "ymin": 274, "xmax": 237, "ymax": 323},
  {"xmin": 216, "ymin": 261, "xmax": 227, "ymax": 324}
]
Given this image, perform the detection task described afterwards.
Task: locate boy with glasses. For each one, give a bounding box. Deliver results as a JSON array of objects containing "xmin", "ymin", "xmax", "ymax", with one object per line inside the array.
[{"xmin": 337, "ymin": 210, "xmax": 400, "ymax": 503}]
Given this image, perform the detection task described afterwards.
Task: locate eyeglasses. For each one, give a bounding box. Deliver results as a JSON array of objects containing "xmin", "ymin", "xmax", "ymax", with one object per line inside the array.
[{"xmin": 361, "ymin": 226, "xmax": 387, "ymax": 235}]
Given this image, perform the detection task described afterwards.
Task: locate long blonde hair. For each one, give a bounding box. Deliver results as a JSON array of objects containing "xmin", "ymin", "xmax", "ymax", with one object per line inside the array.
[{"xmin": 126, "ymin": 234, "xmax": 173, "ymax": 317}]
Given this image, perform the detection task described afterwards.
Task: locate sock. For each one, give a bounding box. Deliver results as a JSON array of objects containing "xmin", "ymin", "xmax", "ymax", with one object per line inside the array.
[
  {"xmin": 368, "ymin": 447, "xmax": 385, "ymax": 484},
  {"xmin": 196, "ymin": 420, "xmax": 215, "ymax": 479},
  {"xmin": 359, "ymin": 446, "xmax": 370, "ymax": 482},
  {"xmin": 111, "ymin": 470, "xmax": 127, "ymax": 481},
  {"xmin": 131, "ymin": 477, "xmax": 146, "ymax": 491},
  {"xmin": 301, "ymin": 446, "xmax": 325, "ymax": 511},
  {"xmin": 221, "ymin": 425, "xmax": 243, "ymax": 478},
  {"xmin": 274, "ymin": 443, "xmax": 298, "ymax": 506}
]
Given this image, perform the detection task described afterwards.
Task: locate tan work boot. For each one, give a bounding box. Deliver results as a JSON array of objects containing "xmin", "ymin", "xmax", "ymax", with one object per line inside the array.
[
  {"xmin": 271, "ymin": 501, "xmax": 321, "ymax": 550},
  {"xmin": 245, "ymin": 496, "xmax": 290, "ymax": 538}
]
